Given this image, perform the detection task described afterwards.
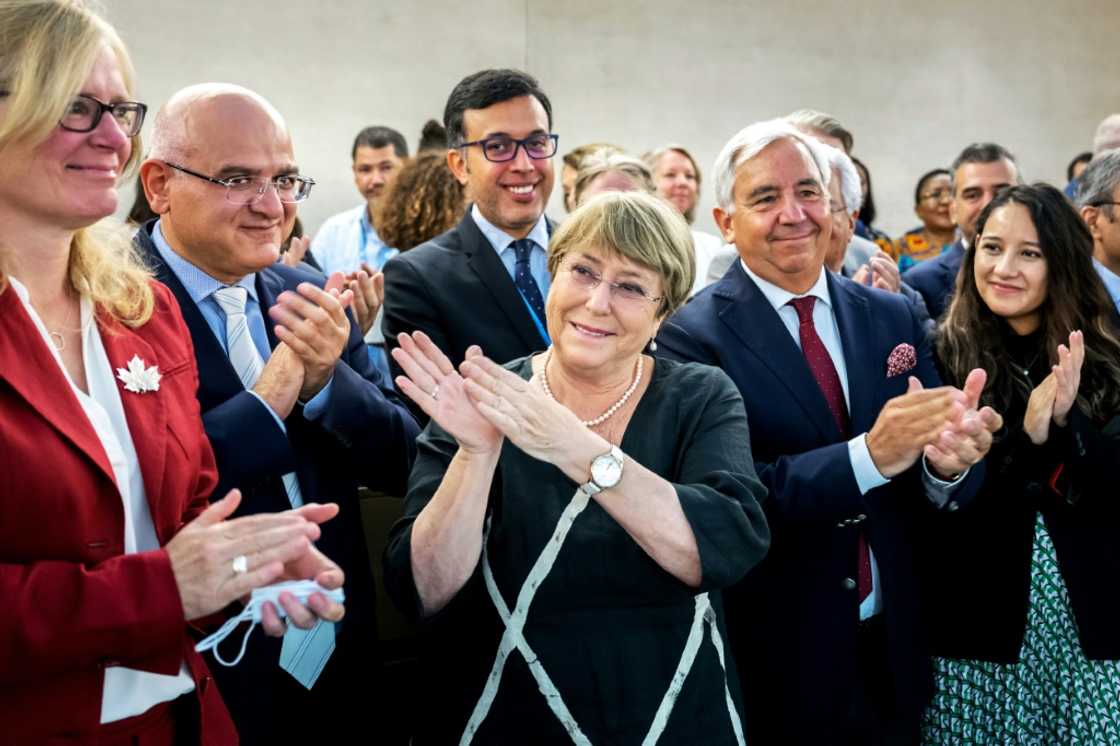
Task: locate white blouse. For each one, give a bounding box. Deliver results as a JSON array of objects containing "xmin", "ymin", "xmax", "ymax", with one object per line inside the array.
[{"xmin": 10, "ymin": 277, "xmax": 195, "ymax": 723}]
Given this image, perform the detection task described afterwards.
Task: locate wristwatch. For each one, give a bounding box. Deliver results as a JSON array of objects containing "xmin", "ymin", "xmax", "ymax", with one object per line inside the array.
[{"xmin": 579, "ymin": 445, "xmax": 625, "ymax": 496}]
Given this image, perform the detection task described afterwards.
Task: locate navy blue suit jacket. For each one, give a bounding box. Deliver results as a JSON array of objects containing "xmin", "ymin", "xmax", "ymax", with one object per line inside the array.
[
  {"xmin": 136, "ymin": 222, "xmax": 420, "ymax": 741},
  {"xmin": 902, "ymin": 239, "xmax": 965, "ymax": 322},
  {"xmin": 657, "ymin": 261, "xmax": 982, "ymax": 743}
]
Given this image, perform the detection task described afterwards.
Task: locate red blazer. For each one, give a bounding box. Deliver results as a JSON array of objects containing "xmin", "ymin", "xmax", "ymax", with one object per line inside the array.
[{"xmin": 0, "ymin": 280, "xmax": 237, "ymax": 744}]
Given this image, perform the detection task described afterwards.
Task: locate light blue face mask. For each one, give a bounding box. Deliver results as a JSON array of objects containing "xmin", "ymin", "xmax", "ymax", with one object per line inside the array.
[{"xmin": 195, "ymin": 580, "xmax": 344, "ymax": 668}]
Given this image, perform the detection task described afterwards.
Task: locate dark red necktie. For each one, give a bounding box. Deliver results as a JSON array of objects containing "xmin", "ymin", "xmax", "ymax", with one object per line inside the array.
[{"xmin": 788, "ymin": 297, "xmax": 872, "ymax": 604}]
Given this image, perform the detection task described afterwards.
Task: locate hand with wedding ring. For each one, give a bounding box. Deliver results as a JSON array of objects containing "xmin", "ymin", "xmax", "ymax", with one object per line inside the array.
[
  {"xmin": 165, "ymin": 489, "xmax": 341, "ymax": 624},
  {"xmin": 391, "ymin": 332, "xmax": 503, "ymax": 455}
]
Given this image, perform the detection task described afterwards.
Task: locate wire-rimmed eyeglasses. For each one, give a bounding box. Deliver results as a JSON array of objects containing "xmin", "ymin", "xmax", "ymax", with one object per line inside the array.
[{"xmin": 165, "ymin": 162, "xmax": 315, "ymax": 205}]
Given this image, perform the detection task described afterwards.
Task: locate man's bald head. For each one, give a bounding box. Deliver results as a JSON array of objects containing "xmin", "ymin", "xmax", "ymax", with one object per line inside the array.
[
  {"xmin": 140, "ymin": 82, "xmax": 301, "ymax": 285},
  {"xmin": 1093, "ymin": 114, "xmax": 1120, "ymax": 157},
  {"xmin": 148, "ymin": 83, "xmax": 289, "ymax": 163}
]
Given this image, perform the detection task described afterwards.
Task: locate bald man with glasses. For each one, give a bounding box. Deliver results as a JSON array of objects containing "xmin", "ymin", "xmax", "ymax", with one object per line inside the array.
[{"xmin": 133, "ymin": 82, "xmax": 419, "ymax": 743}]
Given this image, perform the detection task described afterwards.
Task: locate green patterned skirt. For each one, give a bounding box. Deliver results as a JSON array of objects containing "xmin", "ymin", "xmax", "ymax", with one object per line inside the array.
[{"xmin": 922, "ymin": 513, "xmax": 1120, "ymax": 744}]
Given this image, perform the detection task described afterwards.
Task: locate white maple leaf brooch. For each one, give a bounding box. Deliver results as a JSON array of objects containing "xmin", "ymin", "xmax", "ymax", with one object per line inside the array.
[{"xmin": 116, "ymin": 355, "xmax": 162, "ymax": 394}]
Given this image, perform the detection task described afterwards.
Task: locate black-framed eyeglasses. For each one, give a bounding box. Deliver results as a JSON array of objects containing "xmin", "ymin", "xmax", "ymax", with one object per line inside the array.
[
  {"xmin": 165, "ymin": 162, "xmax": 315, "ymax": 204},
  {"xmin": 458, "ymin": 133, "xmax": 559, "ymax": 163},
  {"xmin": 59, "ymin": 94, "xmax": 147, "ymax": 138},
  {"xmin": 564, "ymin": 260, "xmax": 662, "ymax": 306}
]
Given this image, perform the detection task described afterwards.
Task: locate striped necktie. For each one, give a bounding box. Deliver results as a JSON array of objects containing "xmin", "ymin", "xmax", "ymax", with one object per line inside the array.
[{"xmin": 212, "ymin": 286, "xmax": 304, "ymax": 508}]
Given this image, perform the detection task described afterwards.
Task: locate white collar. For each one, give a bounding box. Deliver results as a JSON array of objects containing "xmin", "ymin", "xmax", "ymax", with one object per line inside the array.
[{"xmin": 738, "ymin": 259, "xmax": 832, "ymax": 313}]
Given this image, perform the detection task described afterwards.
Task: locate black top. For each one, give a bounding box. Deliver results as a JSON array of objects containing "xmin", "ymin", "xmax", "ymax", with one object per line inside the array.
[
  {"xmin": 384, "ymin": 356, "xmax": 770, "ymax": 744},
  {"xmin": 920, "ymin": 328, "xmax": 1120, "ymax": 662}
]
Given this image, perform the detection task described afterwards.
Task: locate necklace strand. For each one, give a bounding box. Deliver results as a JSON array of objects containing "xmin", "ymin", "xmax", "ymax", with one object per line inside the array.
[{"xmin": 539, "ymin": 349, "xmax": 643, "ymax": 427}]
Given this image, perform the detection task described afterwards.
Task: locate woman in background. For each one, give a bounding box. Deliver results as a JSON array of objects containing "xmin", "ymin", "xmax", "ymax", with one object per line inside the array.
[{"xmin": 894, "ymin": 168, "xmax": 956, "ymax": 271}]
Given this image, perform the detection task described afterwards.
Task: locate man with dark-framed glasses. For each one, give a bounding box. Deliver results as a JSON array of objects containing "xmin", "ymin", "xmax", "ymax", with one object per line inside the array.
[
  {"xmin": 131, "ymin": 82, "xmax": 419, "ymax": 743},
  {"xmin": 383, "ymin": 68, "xmax": 559, "ymax": 418}
]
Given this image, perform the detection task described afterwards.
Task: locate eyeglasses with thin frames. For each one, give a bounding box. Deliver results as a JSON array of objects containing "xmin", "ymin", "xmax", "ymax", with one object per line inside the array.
[
  {"xmin": 165, "ymin": 162, "xmax": 315, "ymax": 204},
  {"xmin": 919, "ymin": 189, "xmax": 953, "ymax": 203},
  {"xmin": 458, "ymin": 133, "xmax": 559, "ymax": 163},
  {"xmin": 564, "ymin": 260, "xmax": 662, "ymax": 306}
]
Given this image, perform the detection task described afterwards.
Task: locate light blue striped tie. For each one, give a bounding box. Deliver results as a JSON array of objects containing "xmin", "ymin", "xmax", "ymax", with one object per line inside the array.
[{"xmin": 212, "ymin": 287, "xmax": 304, "ymax": 508}]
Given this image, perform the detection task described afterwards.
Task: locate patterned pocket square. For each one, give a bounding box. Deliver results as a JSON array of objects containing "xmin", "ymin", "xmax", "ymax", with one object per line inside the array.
[{"xmin": 886, "ymin": 343, "xmax": 917, "ymax": 377}]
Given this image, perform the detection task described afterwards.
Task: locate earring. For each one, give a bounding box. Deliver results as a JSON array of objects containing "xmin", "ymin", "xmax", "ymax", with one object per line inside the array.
[{"xmin": 649, "ymin": 338, "xmax": 658, "ymax": 352}]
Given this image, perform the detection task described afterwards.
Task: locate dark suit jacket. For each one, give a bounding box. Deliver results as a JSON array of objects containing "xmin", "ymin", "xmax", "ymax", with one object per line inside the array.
[
  {"xmin": 136, "ymin": 222, "xmax": 420, "ymax": 742},
  {"xmin": 901, "ymin": 239, "xmax": 965, "ymax": 322},
  {"xmin": 657, "ymin": 262, "xmax": 982, "ymax": 744},
  {"xmin": 0, "ymin": 281, "xmax": 237, "ymax": 744},
  {"xmin": 382, "ymin": 210, "xmax": 551, "ymax": 414}
]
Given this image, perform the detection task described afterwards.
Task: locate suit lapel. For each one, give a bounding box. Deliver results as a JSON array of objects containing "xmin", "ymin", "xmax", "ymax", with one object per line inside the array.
[
  {"xmin": 460, "ymin": 212, "xmax": 548, "ymax": 350},
  {"xmin": 97, "ymin": 312, "xmax": 169, "ymax": 507},
  {"xmin": 0, "ymin": 286, "xmax": 116, "ymax": 486},
  {"xmin": 255, "ymin": 267, "xmax": 284, "ymax": 350},
  {"xmin": 714, "ymin": 264, "xmax": 843, "ymax": 441},
  {"xmin": 135, "ymin": 225, "xmax": 245, "ymax": 405},
  {"xmin": 829, "ymin": 274, "xmax": 877, "ymax": 435}
]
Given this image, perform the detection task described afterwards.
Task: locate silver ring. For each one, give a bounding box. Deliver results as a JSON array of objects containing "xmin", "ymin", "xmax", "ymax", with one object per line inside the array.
[
  {"xmin": 231, "ymin": 554, "xmax": 248, "ymax": 575},
  {"xmin": 430, "ymin": 384, "xmax": 440, "ymax": 401}
]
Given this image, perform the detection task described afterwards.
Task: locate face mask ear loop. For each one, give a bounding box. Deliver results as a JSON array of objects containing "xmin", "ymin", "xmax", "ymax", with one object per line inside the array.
[{"xmin": 194, "ymin": 607, "xmax": 258, "ymax": 666}]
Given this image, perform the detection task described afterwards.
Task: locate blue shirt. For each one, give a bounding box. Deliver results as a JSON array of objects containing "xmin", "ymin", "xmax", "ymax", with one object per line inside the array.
[
  {"xmin": 1095, "ymin": 258, "xmax": 1120, "ymax": 313},
  {"xmin": 470, "ymin": 204, "xmax": 551, "ymax": 300},
  {"xmin": 151, "ymin": 219, "xmax": 331, "ymax": 425},
  {"xmin": 310, "ymin": 204, "xmax": 399, "ymax": 275}
]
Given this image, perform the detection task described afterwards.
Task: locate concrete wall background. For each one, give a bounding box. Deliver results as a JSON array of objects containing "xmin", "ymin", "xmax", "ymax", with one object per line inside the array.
[{"xmin": 108, "ymin": 0, "xmax": 1120, "ymax": 240}]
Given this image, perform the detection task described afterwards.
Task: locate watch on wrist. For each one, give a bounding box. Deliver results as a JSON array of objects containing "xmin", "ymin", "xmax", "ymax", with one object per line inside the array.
[{"xmin": 580, "ymin": 445, "xmax": 624, "ymax": 496}]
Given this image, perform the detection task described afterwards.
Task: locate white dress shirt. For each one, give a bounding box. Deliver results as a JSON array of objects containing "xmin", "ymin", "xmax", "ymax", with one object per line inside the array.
[{"xmin": 10, "ymin": 278, "xmax": 195, "ymax": 722}]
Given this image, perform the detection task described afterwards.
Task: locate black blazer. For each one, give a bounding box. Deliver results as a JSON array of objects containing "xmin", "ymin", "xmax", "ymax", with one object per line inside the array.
[
  {"xmin": 136, "ymin": 222, "xmax": 420, "ymax": 742},
  {"xmin": 381, "ymin": 210, "xmax": 551, "ymax": 410},
  {"xmin": 920, "ymin": 392, "xmax": 1120, "ymax": 663},
  {"xmin": 902, "ymin": 239, "xmax": 965, "ymax": 322},
  {"xmin": 657, "ymin": 262, "xmax": 984, "ymax": 744}
]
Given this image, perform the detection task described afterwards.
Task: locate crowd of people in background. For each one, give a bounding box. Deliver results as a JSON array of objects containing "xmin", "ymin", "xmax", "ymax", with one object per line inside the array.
[{"xmin": 5, "ymin": 1, "xmax": 1120, "ymax": 744}]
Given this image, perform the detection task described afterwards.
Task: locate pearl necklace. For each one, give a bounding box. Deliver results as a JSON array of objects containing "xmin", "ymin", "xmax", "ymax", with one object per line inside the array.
[{"xmin": 539, "ymin": 349, "xmax": 643, "ymax": 427}]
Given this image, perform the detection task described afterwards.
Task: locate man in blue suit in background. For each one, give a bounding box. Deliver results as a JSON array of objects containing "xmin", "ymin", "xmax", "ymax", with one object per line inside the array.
[
  {"xmin": 136, "ymin": 83, "xmax": 419, "ymax": 743},
  {"xmin": 658, "ymin": 120, "xmax": 1001, "ymax": 744},
  {"xmin": 902, "ymin": 142, "xmax": 1019, "ymax": 321}
]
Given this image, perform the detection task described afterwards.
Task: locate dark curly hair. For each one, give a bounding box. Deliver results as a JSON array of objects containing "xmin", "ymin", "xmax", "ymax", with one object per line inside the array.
[{"xmin": 376, "ymin": 151, "xmax": 467, "ymax": 251}]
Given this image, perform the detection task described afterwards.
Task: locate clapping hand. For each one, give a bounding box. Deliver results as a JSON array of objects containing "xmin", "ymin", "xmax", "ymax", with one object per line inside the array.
[
  {"xmin": 1024, "ymin": 331, "xmax": 1084, "ymax": 444},
  {"xmin": 280, "ymin": 236, "xmax": 311, "ymax": 268},
  {"xmin": 269, "ymin": 273, "xmax": 354, "ymax": 399},
  {"xmin": 922, "ymin": 368, "xmax": 1004, "ymax": 477},
  {"xmin": 391, "ymin": 332, "xmax": 502, "ymax": 455},
  {"xmin": 166, "ymin": 490, "xmax": 344, "ymax": 634},
  {"xmin": 458, "ymin": 353, "xmax": 589, "ymax": 464},
  {"xmin": 852, "ymin": 251, "xmax": 901, "ymax": 293},
  {"xmin": 345, "ymin": 263, "xmax": 384, "ymax": 336}
]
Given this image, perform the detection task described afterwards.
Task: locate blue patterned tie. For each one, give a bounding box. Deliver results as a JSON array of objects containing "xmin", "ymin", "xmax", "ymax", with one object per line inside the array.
[{"xmin": 511, "ymin": 239, "xmax": 546, "ymax": 321}]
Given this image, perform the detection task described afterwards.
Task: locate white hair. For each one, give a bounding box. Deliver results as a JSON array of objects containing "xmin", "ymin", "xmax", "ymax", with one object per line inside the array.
[
  {"xmin": 1093, "ymin": 114, "xmax": 1120, "ymax": 157},
  {"xmin": 712, "ymin": 119, "xmax": 832, "ymax": 213},
  {"xmin": 821, "ymin": 142, "xmax": 863, "ymax": 217}
]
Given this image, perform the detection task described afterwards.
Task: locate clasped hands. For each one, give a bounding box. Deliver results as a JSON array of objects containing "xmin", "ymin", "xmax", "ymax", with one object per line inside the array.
[
  {"xmin": 867, "ymin": 368, "xmax": 1004, "ymax": 479},
  {"xmin": 165, "ymin": 490, "xmax": 345, "ymax": 638},
  {"xmin": 391, "ymin": 332, "xmax": 602, "ymax": 478}
]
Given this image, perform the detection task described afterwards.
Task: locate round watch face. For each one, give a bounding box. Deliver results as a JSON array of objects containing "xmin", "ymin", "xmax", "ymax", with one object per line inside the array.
[{"xmin": 591, "ymin": 453, "xmax": 623, "ymax": 488}]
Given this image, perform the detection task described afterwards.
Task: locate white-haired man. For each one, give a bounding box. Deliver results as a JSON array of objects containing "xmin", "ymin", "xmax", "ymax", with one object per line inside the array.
[
  {"xmin": 1078, "ymin": 149, "xmax": 1120, "ymax": 312},
  {"xmin": 657, "ymin": 119, "xmax": 1001, "ymax": 744},
  {"xmin": 820, "ymin": 144, "xmax": 934, "ymax": 332}
]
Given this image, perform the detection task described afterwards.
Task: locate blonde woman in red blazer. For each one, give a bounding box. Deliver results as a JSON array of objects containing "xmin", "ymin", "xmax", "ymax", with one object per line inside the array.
[{"xmin": 0, "ymin": 3, "xmax": 344, "ymax": 743}]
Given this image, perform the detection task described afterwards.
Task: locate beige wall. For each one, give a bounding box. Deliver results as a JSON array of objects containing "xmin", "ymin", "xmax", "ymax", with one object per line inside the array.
[{"xmin": 109, "ymin": 0, "xmax": 1120, "ymax": 240}]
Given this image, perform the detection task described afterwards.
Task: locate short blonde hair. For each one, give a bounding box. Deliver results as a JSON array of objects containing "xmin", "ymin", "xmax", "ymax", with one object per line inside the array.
[
  {"xmin": 548, "ymin": 191, "xmax": 695, "ymax": 318},
  {"xmin": 0, "ymin": 0, "xmax": 152, "ymax": 326},
  {"xmin": 572, "ymin": 151, "xmax": 656, "ymax": 208}
]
